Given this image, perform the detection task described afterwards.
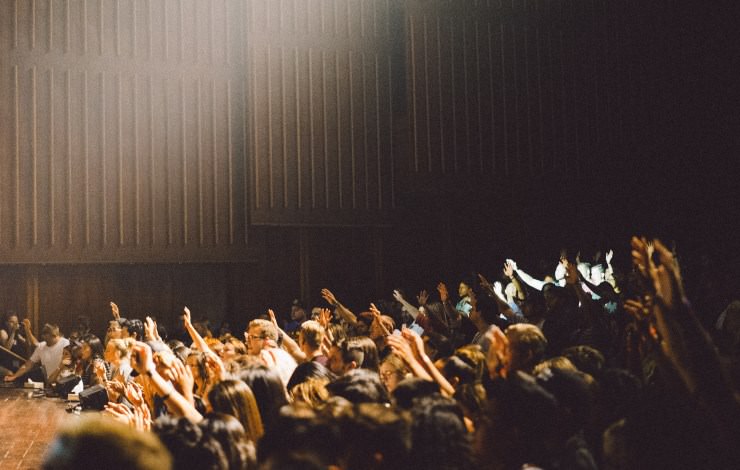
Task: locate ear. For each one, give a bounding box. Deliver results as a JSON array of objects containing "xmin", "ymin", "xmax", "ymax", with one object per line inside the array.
[{"xmin": 346, "ymin": 361, "xmax": 358, "ymax": 372}]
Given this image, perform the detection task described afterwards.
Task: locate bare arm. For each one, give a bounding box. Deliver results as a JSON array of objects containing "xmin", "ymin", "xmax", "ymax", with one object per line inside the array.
[
  {"xmin": 268, "ymin": 309, "xmax": 307, "ymax": 363},
  {"xmin": 321, "ymin": 288, "xmax": 358, "ymax": 326},
  {"xmin": 22, "ymin": 319, "xmax": 38, "ymax": 348},
  {"xmin": 182, "ymin": 307, "xmax": 212, "ymax": 353}
]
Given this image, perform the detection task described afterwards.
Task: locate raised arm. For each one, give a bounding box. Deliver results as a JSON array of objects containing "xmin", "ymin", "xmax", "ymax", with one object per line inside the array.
[
  {"xmin": 393, "ymin": 290, "xmax": 420, "ymax": 320},
  {"xmin": 321, "ymin": 288, "xmax": 358, "ymax": 326},
  {"xmin": 131, "ymin": 341, "xmax": 202, "ymax": 422},
  {"xmin": 268, "ymin": 309, "xmax": 306, "ymax": 363},
  {"xmin": 509, "ymin": 259, "xmax": 547, "ymax": 291},
  {"xmin": 182, "ymin": 307, "xmax": 211, "ymax": 353},
  {"xmin": 22, "ymin": 319, "xmax": 38, "ymax": 348}
]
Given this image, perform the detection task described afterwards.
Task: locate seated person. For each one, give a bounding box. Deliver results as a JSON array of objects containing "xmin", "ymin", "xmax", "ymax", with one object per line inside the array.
[{"xmin": 4, "ymin": 323, "xmax": 70, "ymax": 384}]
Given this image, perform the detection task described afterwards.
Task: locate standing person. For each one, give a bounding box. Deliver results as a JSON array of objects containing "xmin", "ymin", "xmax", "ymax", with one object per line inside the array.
[
  {"xmin": 245, "ymin": 319, "xmax": 297, "ymax": 387},
  {"xmin": 3, "ymin": 323, "xmax": 69, "ymax": 383}
]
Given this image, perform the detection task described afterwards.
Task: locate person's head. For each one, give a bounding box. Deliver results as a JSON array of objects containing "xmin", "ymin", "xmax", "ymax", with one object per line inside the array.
[
  {"xmin": 369, "ymin": 315, "xmax": 395, "ymax": 340},
  {"xmin": 379, "ymin": 354, "xmax": 408, "ymax": 393},
  {"xmin": 201, "ymin": 412, "xmax": 255, "ymax": 470},
  {"xmin": 505, "ymin": 323, "xmax": 547, "ymax": 374},
  {"xmin": 245, "ymin": 319, "xmax": 277, "ymax": 355},
  {"xmin": 326, "ymin": 369, "xmax": 390, "ymax": 404},
  {"xmin": 561, "ymin": 345, "xmax": 606, "ymax": 378},
  {"xmin": 80, "ymin": 335, "xmax": 104, "ymax": 362},
  {"xmin": 441, "ymin": 355, "xmax": 477, "ymax": 389},
  {"xmin": 222, "ymin": 337, "xmax": 247, "ymax": 361},
  {"xmin": 207, "ymin": 379, "xmax": 264, "ymax": 442},
  {"xmin": 107, "ymin": 320, "xmax": 123, "ymax": 339},
  {"xmin": 3, "ymin": 313, "xmax": 19, "ymax": 331},
  {"xmin": 291, "ymin": 299, "xmax": 307, "ymax": 321},
  {"xmin": 458, "ymin": 281, "xmax": 472, "ymax": 298},
  {"xmin": 476, "ymin": 371, "xmax": 559, "ymax": 469},
  {"xmin": 238, "ymin": 365, "xmax": 289, "ymax": 433},
  {"xmin": 329, "ymin": 337, "xmax": 380, "ymax": 375},
  {"xmin": 43, "ymin": 415, "xmax": 172, "ymax": 470},
  {"xmin": 153, "ymin": 416, "xmax": 226, "ymax": 470},
  {"xmin": 104, "ymin": 338, "xmax": 133, "ymax": 364},
  {"xmin": 469, "ymin": 290, "xmax": 499, "ymax": 328},
  {"xmin": 391, "ymin": 378, "xmax": 441, "ymax": 410},
  {"xmin": 290, "ymin": 378, "xmax": 331, "ymax": 408},
  {"xmin": 121, "ymin": 318, "xmax": 143, "ymax": 340},
  {"xmin": 453, "ymin": 345, "xmax": 487, "ymax": 382},
  {"xmin": 409, "ymin": 395, "xmax": 474, "ymax": 470},
  {"xmin": 287, "ymin": 361, "xmax": 336, "ymax": 391},
  {"xmin": 299, "ymin": 320, "xmax": 325, "ymax": 353},
  {"xmin": 337, "ymin": 403, "xmax": 410, "ymax": 470},
  {"xmin": 186, "ymin": 351, "xmax": 208, "ymax": 386},
  {"xmin": 41, "ymin": 324, "xmax": 62, "ymax": 346}
]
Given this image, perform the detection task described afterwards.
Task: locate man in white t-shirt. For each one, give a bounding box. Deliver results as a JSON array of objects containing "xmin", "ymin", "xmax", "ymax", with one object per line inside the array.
[
  {"xmin": 4, "ymin": 323, "xmax": 69, "ymax": 383},
  {"xmin": 245, "ymin": 319, "xmax": 297, "ymax": 388}
]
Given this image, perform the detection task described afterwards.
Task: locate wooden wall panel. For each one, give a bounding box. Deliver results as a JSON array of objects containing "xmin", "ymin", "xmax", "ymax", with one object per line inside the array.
[
  {"xmin": 247, "ymin": 0, "xmax": 397, "ymax": 225},
  {"xmin": 404, "ymin": 0, "xmax": 657, "ymax": 181},
  {"xmin": 0, "ymin": 0, "xmax": 251, "ymax": 263}
]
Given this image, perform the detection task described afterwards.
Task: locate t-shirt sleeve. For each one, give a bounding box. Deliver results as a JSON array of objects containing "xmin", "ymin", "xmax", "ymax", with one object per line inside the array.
[{"xmin": 29, "ymin": 344, "xmax": 42, "ymax": 364}]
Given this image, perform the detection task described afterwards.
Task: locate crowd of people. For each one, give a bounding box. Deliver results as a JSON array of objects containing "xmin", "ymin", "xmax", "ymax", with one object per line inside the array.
[{"xmin": 1, "ymin": 236, "xmax": 739, "ymax": 469}]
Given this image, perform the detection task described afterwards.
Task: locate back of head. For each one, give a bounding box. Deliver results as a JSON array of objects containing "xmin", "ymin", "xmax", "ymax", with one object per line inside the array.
[
  {"xmin": 409, "ymin": 395, "xmax": 474, "ymax": 470},
  {"xmin": 338, "ymin": 403, "xmax": 410, "ymax": 470},
  {"xmin": 327, "ymin": 369, "xmax": 389, "ymax": 404},
  {"xmin": 153, "ymin": 416, "xmax": 226, "ymax": 470},
  {"xmin": 201, "ymin": 412, "xmax": 255, "ymax": 470},
  {"xmin": 207, "ymin": 379, "xmax": 265, "ymax": 442},
  {"xmin": 391, "ymin": 377, "xmax": 441, "ymax": 410},
  {"xmin": 561, "ymin": 345, "xmax": 606, "ymax": 378},
  {"xmin": 287, "ymin": 360, "xmax": 335, "ymax": 391},
  {"xmin": 43, "ymin": 415, "xmax": 172, "ymax": 470},
  {"xmin": 505, "ymin": 323, "xmax": 547, "ymax": 373},
  {"xmin": 238, "ymin": 365, "xmax": 288, "ymax": 433}
]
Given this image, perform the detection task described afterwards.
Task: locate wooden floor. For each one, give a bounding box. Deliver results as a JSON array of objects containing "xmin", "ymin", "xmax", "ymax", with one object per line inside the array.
[{"xmin": 0, "ymin": 386, "xmax": 72, "ymax": 469}]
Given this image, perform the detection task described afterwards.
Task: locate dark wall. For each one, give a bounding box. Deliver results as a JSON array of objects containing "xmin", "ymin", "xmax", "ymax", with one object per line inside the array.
[{"xmin": 1, "ymin": 1, "xmax": 738, "ymax": 331}]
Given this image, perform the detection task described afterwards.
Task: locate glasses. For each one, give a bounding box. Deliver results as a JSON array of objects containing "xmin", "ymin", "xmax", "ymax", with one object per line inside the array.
[{"xmin": 245, "ymin": 334, "xmax": 266, "ymax": 341}]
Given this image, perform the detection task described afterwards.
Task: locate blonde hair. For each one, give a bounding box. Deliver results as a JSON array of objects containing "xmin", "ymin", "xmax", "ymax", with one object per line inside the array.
[
  {"xmin": 289, "ymin": 378, "xmax": 330, "ymax": 408},
  {"xmin": 248, "ymin": 319, "xmax": 278, "ymax": 341}
]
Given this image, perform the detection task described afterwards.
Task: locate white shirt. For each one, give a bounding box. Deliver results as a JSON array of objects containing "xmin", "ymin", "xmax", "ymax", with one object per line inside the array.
[
  {"xmin": 259, "ymin": 347, "xmax": 297, "ymax": 388},
  {"xmin": 30, "ymin": 337, "xmax": 70, "ymax": 379}
]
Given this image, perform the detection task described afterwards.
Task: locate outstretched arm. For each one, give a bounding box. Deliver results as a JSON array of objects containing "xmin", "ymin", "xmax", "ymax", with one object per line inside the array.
[
  {"xmin": 182, "ymin": 307, "xmax": 211, "ymax": 353},
  {"xmin": 321, "ymin": 288, "xmax": 358, "ymax": 326},
  {"xmin": 509, "ymin": 259, "xmax": 546, "ymax": 291},
  {"xmin": 268, "ymin": 309, "xmax": 307, "ymax": 363}
]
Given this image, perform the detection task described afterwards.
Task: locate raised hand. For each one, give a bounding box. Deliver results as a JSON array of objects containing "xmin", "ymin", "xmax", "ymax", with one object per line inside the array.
[
  {"xmin": 605, "ymin": 249, "xmax": 614, "ymax": 265},
  {"xmin": 437, "ymin": 282, "xmax": 449, "ymax": 303},
  {"xmin": 130, "ymin": 342, "xmax": 155, "ymax": 375},
  {"xmin": 321, "ymin": 288, "xmax": 338, "ymax": 306},
  {"xmin": 110, "ymin": 302, "xmax": 120, "ymax": 320},
  {"xmin": 268, "ymin": 309, "xmax": 280, "ymax": 331},
  {"xmin": 564, "ymin": 259, "xmax": 579, "ymax": 285},
  {"xmin": 503, "ymin": 260, "xmax": 515, "ymax": 278},
  {"xmin": 392, "ymin": 289, "xmax": 405, "ymax": 303},
  {"xmin": 169, "ymin": 357, "xmax": 195, "ymax": 400},
  {"xmin": 22, "ymin": 318, "xmax": 32, "ymax": 333},
  {"xmin": 182, "ymin": 306, "xmax": 192, "ymax": 327},
  {"xmin": 318, "ymin": 308, "xmax": 332, "ymax": 329},
  {"xmin": 143, "ymin": 316, "xmax": 157, "ymax": 342},
  {"xmin": 416, "ymin": 290, "xmax": 429, "ymax": 306},
  {"xmin": 506, "ymin": 259, "xmax": 518, "ymax": 271},
  {"xmin": 400, "ymin": 327, "xmax": 425, "ymax": 360}
]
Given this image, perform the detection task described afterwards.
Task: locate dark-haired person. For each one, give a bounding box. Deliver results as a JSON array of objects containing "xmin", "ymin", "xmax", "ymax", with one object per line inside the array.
[
  {"xmin": 0, "ymin": 312, "xmax": 29, "ymax": 377},
  {"xmin": 4, "ymin": 323, "xmax": 69, "ymax": 383}
]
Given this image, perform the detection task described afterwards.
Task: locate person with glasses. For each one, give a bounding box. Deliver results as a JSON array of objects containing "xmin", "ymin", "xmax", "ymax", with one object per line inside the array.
[{"xmin": 245, "ymin": 319, "xmax": 297, "ymax": 388}]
